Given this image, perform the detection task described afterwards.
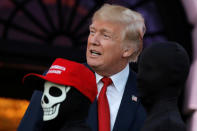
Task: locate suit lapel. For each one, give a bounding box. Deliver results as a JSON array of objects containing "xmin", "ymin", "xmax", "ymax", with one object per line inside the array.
[{"xmin": 112, "ymin": 70, "xmax": 140, "ymax": 131}]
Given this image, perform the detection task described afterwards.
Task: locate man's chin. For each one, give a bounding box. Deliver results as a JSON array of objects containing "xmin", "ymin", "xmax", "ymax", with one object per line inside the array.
[
  {"xmin": 87, "ymin": 58, "xmax": 98, "ymax": 65},
  {"xmin": 87, "ymin": 61, "xmax": 100, "ymax": 70},
  {"xmin": 87, "ymin": 63, "xmax": 98, "ymax": 69}
]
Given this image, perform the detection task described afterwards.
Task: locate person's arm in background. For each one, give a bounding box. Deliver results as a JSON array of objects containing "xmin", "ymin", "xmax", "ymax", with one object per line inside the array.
[{"xmin": 181, "ymin": 0, "xmax": 197, "ymax": 131}]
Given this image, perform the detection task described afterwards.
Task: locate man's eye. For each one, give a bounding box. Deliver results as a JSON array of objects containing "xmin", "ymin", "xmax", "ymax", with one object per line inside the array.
[
  {"xmin": 104, "ymin": 34, "xmax": 109, "ymax": 37},
  {"xmin": 90, "ymin": 30, "xmax": 95, "ymax": 34},
  {"xmin": 103, "ymin": 34, "xmax": 111, "ymax": 39}
]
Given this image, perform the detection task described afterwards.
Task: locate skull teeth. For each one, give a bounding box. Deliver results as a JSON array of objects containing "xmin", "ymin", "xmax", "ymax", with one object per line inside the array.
[{"xmin": 43, "ymin": 105, "xmax": 57, "ymax": 115}]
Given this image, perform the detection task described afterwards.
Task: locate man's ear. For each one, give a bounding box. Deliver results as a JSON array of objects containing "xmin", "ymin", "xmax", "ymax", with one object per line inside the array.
[{"xmin": 123, "ymin": 47, "xmax": 135, "ymax": 58}]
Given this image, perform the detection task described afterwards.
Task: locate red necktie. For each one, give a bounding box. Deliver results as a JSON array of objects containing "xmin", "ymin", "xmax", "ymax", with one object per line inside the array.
[{"xmin": 98, "ymin": 77, "xmax": 112, "ymax": 131}]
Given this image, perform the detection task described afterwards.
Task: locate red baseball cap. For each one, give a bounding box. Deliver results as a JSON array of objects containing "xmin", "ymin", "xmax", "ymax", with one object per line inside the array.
[{"xmin": 23, "ymin": 58, "xmax": 97, "ymax": 102}]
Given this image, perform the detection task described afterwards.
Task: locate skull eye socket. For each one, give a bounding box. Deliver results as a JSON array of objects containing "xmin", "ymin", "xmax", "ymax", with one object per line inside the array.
[{"xmin": 49, "ymin": 86, "xmax": 62, "ymax": 97}]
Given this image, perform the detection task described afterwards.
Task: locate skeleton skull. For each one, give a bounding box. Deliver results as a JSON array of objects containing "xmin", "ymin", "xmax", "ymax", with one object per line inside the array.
[{"xmin": 41, "ymin": 81, "xmax": 71, "ymax": 121}]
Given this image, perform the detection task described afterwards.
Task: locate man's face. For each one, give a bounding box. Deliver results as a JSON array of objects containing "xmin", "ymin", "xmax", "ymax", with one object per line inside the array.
[{"xmin": 86, "ymin": 19, "xmax": 126, "ymax": 76}]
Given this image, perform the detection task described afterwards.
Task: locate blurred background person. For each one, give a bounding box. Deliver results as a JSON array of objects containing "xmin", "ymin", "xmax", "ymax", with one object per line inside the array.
[
  {"xmin": 181, "ymin": 0, "xmax": 197, "ymax": 131},
  {"xmin": 137, "ymin": 41, "xmax": 190, "ymax": 131}
]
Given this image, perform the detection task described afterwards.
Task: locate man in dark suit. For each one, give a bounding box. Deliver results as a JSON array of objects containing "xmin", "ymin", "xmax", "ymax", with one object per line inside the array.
[
  {"xmin": 85, "ymin": 4, "xmax": 146, "ymax": 131},
  {"xmin": 18, "ymin": 4, "xmax": 146, "ymax": 131}
]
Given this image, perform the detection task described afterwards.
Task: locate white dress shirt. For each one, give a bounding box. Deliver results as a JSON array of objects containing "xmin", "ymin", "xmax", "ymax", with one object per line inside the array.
[{"xmin": 95, "ymin": 64, "xmax": 129, "ymax": 131}]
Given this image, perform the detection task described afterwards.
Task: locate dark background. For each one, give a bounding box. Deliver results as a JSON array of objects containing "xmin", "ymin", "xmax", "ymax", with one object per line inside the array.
[{"xmin": 0, "ymin": 0, "xmax": 193, "ymax": 120}]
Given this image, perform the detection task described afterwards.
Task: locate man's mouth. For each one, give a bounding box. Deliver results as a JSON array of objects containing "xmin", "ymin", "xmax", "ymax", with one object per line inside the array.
[{"xmin": 90, "ymin": 50, "xmax": 101, "ymax": 56}]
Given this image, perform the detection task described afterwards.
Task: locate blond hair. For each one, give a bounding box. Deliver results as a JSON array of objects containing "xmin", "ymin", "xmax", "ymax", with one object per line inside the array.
[{"xmin": 92, "ymin": 4, "xmax": 146, "ymax": 62}]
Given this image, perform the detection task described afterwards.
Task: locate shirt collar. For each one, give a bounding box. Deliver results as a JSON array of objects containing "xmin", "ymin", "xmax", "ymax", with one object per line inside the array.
[{"xmin": 95, "ymin": 64, "xmax": 130, "ymax": 92}]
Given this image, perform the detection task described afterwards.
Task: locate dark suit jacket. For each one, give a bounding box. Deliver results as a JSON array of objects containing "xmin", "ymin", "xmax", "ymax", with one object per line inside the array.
[
  {"xmin": 17, "ymin": 66, "xmax": 146, "ymax": 131},
  {"xmin": 17, "ymin": 90, "xmax": 43, "ymax": 131},
  {"xmin": 86, "ymin": 69, "xmax": 146, "ymax": 131}
]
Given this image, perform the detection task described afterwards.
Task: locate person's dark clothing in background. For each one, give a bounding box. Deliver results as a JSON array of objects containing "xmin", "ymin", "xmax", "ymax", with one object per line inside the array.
[{"xmin": 137, "ymin": 41, "xmax": 190, "ymax": 131}]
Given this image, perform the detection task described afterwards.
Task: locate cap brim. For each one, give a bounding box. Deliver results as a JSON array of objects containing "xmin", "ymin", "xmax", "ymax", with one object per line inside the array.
[{"xmin": 23, "ymin": 73, "xmax": 46, "ymax": 91}]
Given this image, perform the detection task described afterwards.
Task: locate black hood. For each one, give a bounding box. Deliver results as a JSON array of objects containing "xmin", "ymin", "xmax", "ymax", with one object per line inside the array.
[{"xmin": 137, "ymin": 41, "xmax": 190, "ymax": 111}]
